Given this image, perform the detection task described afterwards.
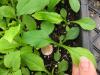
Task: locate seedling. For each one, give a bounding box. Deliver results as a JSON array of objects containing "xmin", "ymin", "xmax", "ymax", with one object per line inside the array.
[{"xmin": 0, "ymin": 0, "xmax": 97, "ymax": 75}]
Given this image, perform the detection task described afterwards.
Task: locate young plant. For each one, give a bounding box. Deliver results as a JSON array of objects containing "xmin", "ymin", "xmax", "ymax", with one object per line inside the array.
[{"xmin": 0, "ymin": 0, "xmax": 97, "ymax": 75}]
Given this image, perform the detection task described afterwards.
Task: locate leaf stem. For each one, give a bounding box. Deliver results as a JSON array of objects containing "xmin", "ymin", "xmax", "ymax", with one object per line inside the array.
[
  {"xmin": 51, "ymin": 67, "xmax": 55, "ymax": 75},
  {"xmin": 44, "ymin": 69, "xmax": 51, "ymax": 75},
  {"xmin": 53, "ymin": 41, "xmax": 68, "ymax": 51}
]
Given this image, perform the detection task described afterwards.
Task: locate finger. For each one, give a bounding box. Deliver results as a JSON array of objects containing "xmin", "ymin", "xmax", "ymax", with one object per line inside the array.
[
  {"xmin": 72, "ymin": 64, "xmax": 79, "ymax": 75},
  {"xmin": 79, "ymin": 57, "xmax": 97, "ymax": 75}
]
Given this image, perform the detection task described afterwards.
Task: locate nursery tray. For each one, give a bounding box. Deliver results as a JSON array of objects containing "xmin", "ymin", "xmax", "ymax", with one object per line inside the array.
[{"xmin": 81, "ymin": 0, "xmax": 100, "ymax": 74}]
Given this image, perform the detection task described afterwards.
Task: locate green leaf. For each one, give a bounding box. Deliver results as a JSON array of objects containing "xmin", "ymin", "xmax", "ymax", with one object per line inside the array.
[
  {"xmin": 58, "ymin": 72, "xmax": 64, "ymax": 75},
  {"xmin": 54, "ymin": 50, "xmax": 61, "ymax": 61},
  {"xmin": 65, "ymin": 27, "xmax": 79, "ymax": 41},
  {"xmin": 0, "ymin": 49, "xmax": 15, "ymax": 54},
  {"xmin": 21, "ymin": 53, "xmax": 46, "ymax": 71},
  {"xmin": 17, "ymin": 0, "xmax": 49, "ymax": 15},
  {"xmin": 58, "ymin": 60, "xmax": 68, "ymax": 72},
  {"xmin": 60, "ymin": 8, "xmax": 67, "ymax": 19},
  {"xmin": 21, "ymin": 67, "xmax": 30, "ymax": 75},
  {"xmin": 8, "ymin": 21, "xmax": 17, "ymax": 27},
  {"xmin": 4, "ymin": 51, "xmax": 21, "ymax": 71},
  {"xmin": 0, "ymin": 68, "xmax": 9, "ymax": 75},
  {"xmin": 64, "ymin": 46, "xmax": 97, "ymax": 67},
  {"xmin": 20, "ymin": 46, "xmax": 33, "ymax": 55},
  {"xmin": 0, "ymin": 14, "xmax": 3, "ymax": 20},
  {"xmin": 41, "ymin": 21, "xmax": 54, "ymax": 34},
  {"xmin": 0, "ymin": 6, "xmax": 15, "ymax": 18},
  {"xmin": 0, "ymin": 60, "xmax": 3, "ymax": 65},
  {"xmin": 48, "ymin": 0, "xmax": 61, "ymax": 11},
  {"xmin": 0, "ymin": 20, "xmax": 6, "ymax": 30},
  {"xmin": 69, "ymin": 0, "xmax": 80, "ymax": 12},
  {"xmin": 0, "ymin": 0, "xmax": 8, "ymax": 5},
  {"xmin": 34, "ymin": 50, "xmax": 40, "ymax": 55},
  {"xmin": 3, "ymin": 25, "xmax": 20, "ymax": 43},
  {"xmin": 72, "ymin": 18, "xmax": 96, "ymax": 30},
  {"xmin": 35, "ymin": 72, "xmax": 42, "ymax": 75},
  {"xmin": 13, "ymin": 70, "xmax": 22, "ymax": 75},
  {"xmin": 22, "ymin": 30, "xmax": 52, "ymax": 48},
  {"xmin": 22, "ymin": 15, "xmax": 36, "ymax": 31},
  {"xmin": 66, "ymin": 26, "xmax": 70, "ymax": 32},
  {"xmin": 0, "ymin": 38, "xmax": 19, "ymax": 52},
  {"xmin": 32, "ymin": 12, "xmax": 63, "ymax": 24}
]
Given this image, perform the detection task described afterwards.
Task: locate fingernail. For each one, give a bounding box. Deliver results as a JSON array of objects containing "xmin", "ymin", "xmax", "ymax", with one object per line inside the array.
[{"xmin": 80, "ymin": 56, "xmax": 90, "ymax": 72}]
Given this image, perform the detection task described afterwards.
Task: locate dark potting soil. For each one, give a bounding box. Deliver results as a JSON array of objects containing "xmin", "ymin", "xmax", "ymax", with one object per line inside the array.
[{"xmin": 31, "ymin": 0, "xmax": 82, "ymax": 75}]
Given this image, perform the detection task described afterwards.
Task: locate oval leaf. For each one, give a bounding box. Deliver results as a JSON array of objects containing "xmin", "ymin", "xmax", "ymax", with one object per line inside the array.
[
  {"xmin": 0, "ymin": 20, "xmax": 6, "ymax": 30},
  {"xmin": 35, "ymin": 72, "xmax": 42, "ymax": 75},
  {"xmin": 48, "ymin": 0, "xmax": 61, "ymax": 11},
  {"xmin": 13, "ymin": 70, "xmax": 22, "ymax": 75},
  {"xmin": 58, "ymin": 60, "xmax": 68, "ymax": 72},
  {"xmin": 0, "ymin": 6, "xmax": 15, "ymax": 18},
  {"xmin": 41, "ymin": 21, "xmax": 54, "ymax": 34},
  {"xmin": 65, "ymin": 27, "xmax": 80, "ymax": 41},
  {"xmin": 20, "ymin": 46, "xmax": 33, "ymax": 55},
  {"xmin": 3, "ymin": 25, "xmax": 20, "ymax": 43},
  {"xmin": 0, "ymin": 68, "xmax": 9, "ymax": 75},
  {"xmin": 21, "ymin": 53, "xmax": 46, "ymax": 71},
  {"xmin": 54, "ymin": 50, "xmax": 61, "ymax": 61},
  {"xmin": 60, "ymin": 8, "xmax": 67, "ymax": 19},
  {"xmin": 65, "ymin": 46, "xmax": 97, "ymax": 67},
  {"xmin": 4, "ymin": 51, "xmax": 21, "ymax": 71},
  {"xmin": 22, "ymin": 15, "xmax": 36, "ymax": 30},
  {"xmin": 69, "ymin": 0, "xmax": 80, "ymax": 12},
  {"xmin": 32, "ymin": 12, "xmax": 63, "ymax": 24},
  {"xmin": 17, "ymin": 0, "xmax": 49, "ymax": 15},
  {"xmin": 22, "ymin": 30, "xmax": 52, "ymax": 48},
  {"xmin": 72, "ymin": 18, "xmax": 96, "ymax": 30},
  {"xmin": 0, "ymin": 38, "xmax": 19, "ymax": 52},
  {"xmin": 21, "ymin": 67, "xmax": 30, "ymax": 75}
]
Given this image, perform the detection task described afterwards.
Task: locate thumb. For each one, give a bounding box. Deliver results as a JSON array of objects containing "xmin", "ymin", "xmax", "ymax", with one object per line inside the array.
[{"xmin": 79, "ymin": 57, "xmax": 97, "ymax": 75}]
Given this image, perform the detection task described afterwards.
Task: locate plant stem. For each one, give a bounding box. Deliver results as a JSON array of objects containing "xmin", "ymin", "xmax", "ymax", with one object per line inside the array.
[
  {"xmin": 44, "ymin": 69, "xmax": 51, "ymax": 75},
  {"xmin": 53, "ymin": 41, "xmax": 68, "ymax": 50},
  {"xmin": 51, "ymin": 67, "xmax": 55, "ymax": 75}
]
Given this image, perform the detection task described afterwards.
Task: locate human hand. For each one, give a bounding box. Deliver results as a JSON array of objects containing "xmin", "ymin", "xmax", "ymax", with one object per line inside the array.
[{"xmin": 72, "ymin": 57, "xmax": 97, "ymax": 75}]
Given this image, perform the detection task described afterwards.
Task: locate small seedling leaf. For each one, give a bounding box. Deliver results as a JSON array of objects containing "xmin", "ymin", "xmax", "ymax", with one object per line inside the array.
[
  {"xmin": 0, "ymin": 38, "xmax": 19, "ymax": 52},
  {"xmin": 22, "ymin": 15, "xmax": 36, "ymax": 31},
  {"xmin": 32, "ymin": 12, "xmax": 63, "ymax": 24},
  {"xmin": 21, "ymin": 53, "xmax": 46, "ymax": 71},
  {"xmin": 13, "ymin": 70, "xmax": 22, "ymax": 75},
  {"xmin": 4, "ymin": 51, "xmax": 21, "ymax": 71},
  {"xmin": 41, "ymin": 21, "xmax": 55, "ymax": 34},
  {"xmin": 69, "ymin": 0, "xmax": 80, "ymax": 12},
  {"xmin": 54, "ymin": 50, "xmax": 61, "ymax": 61},
  {"xmin": 20, "ymin": 46, "xmax": 33, "ymax": 55},
  {"xmin": 35, "ymin": 72, "xmax": 42, "ymax": 75},
  {"xmin": 60, "ymin": 8, "xmax": 67, "ymax": 19},
  {"xmin": 48, "ymin": 0, "xmax": 61, "ymax": 11},
  {"xmin": 58, "ymin": 60, "xmax": 68, "ymax": 72},
  {"xmin": 3, "ymin": 25, "xmax": 20, "ymax": 43},
  {"xmin": 22, "ymin": 30, "xmax": 52, "ymax": 48},
  {"xmin": 0, "ymin": 68, "xmax": 9, "ymax": 75},
  {"xmin": 72, "ymin": 18, "xmax": 96, "ymax": 30},
  {"xmin": 0, "ymin": 6, "xmax": 15, "ymax": 18},
  {"xmin": 17, "ymin": 0, "xmax": 49, "ymax": 15},
  {"xmin": 65, "ymin": 27, "xmax": 80, "ymax": 40},
  {"xmin": 21, "ymin": 67, "xmax": 30, "ymax": 75},
  {"xmin": 65, "ymin": 46, "xmax": 97, "ymax": 67}
]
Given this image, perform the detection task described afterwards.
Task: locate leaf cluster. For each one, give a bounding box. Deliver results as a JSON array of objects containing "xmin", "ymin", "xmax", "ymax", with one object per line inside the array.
[{"xmin": 0, "ymin": 0, "xmax": 96, "ymax": 75}]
